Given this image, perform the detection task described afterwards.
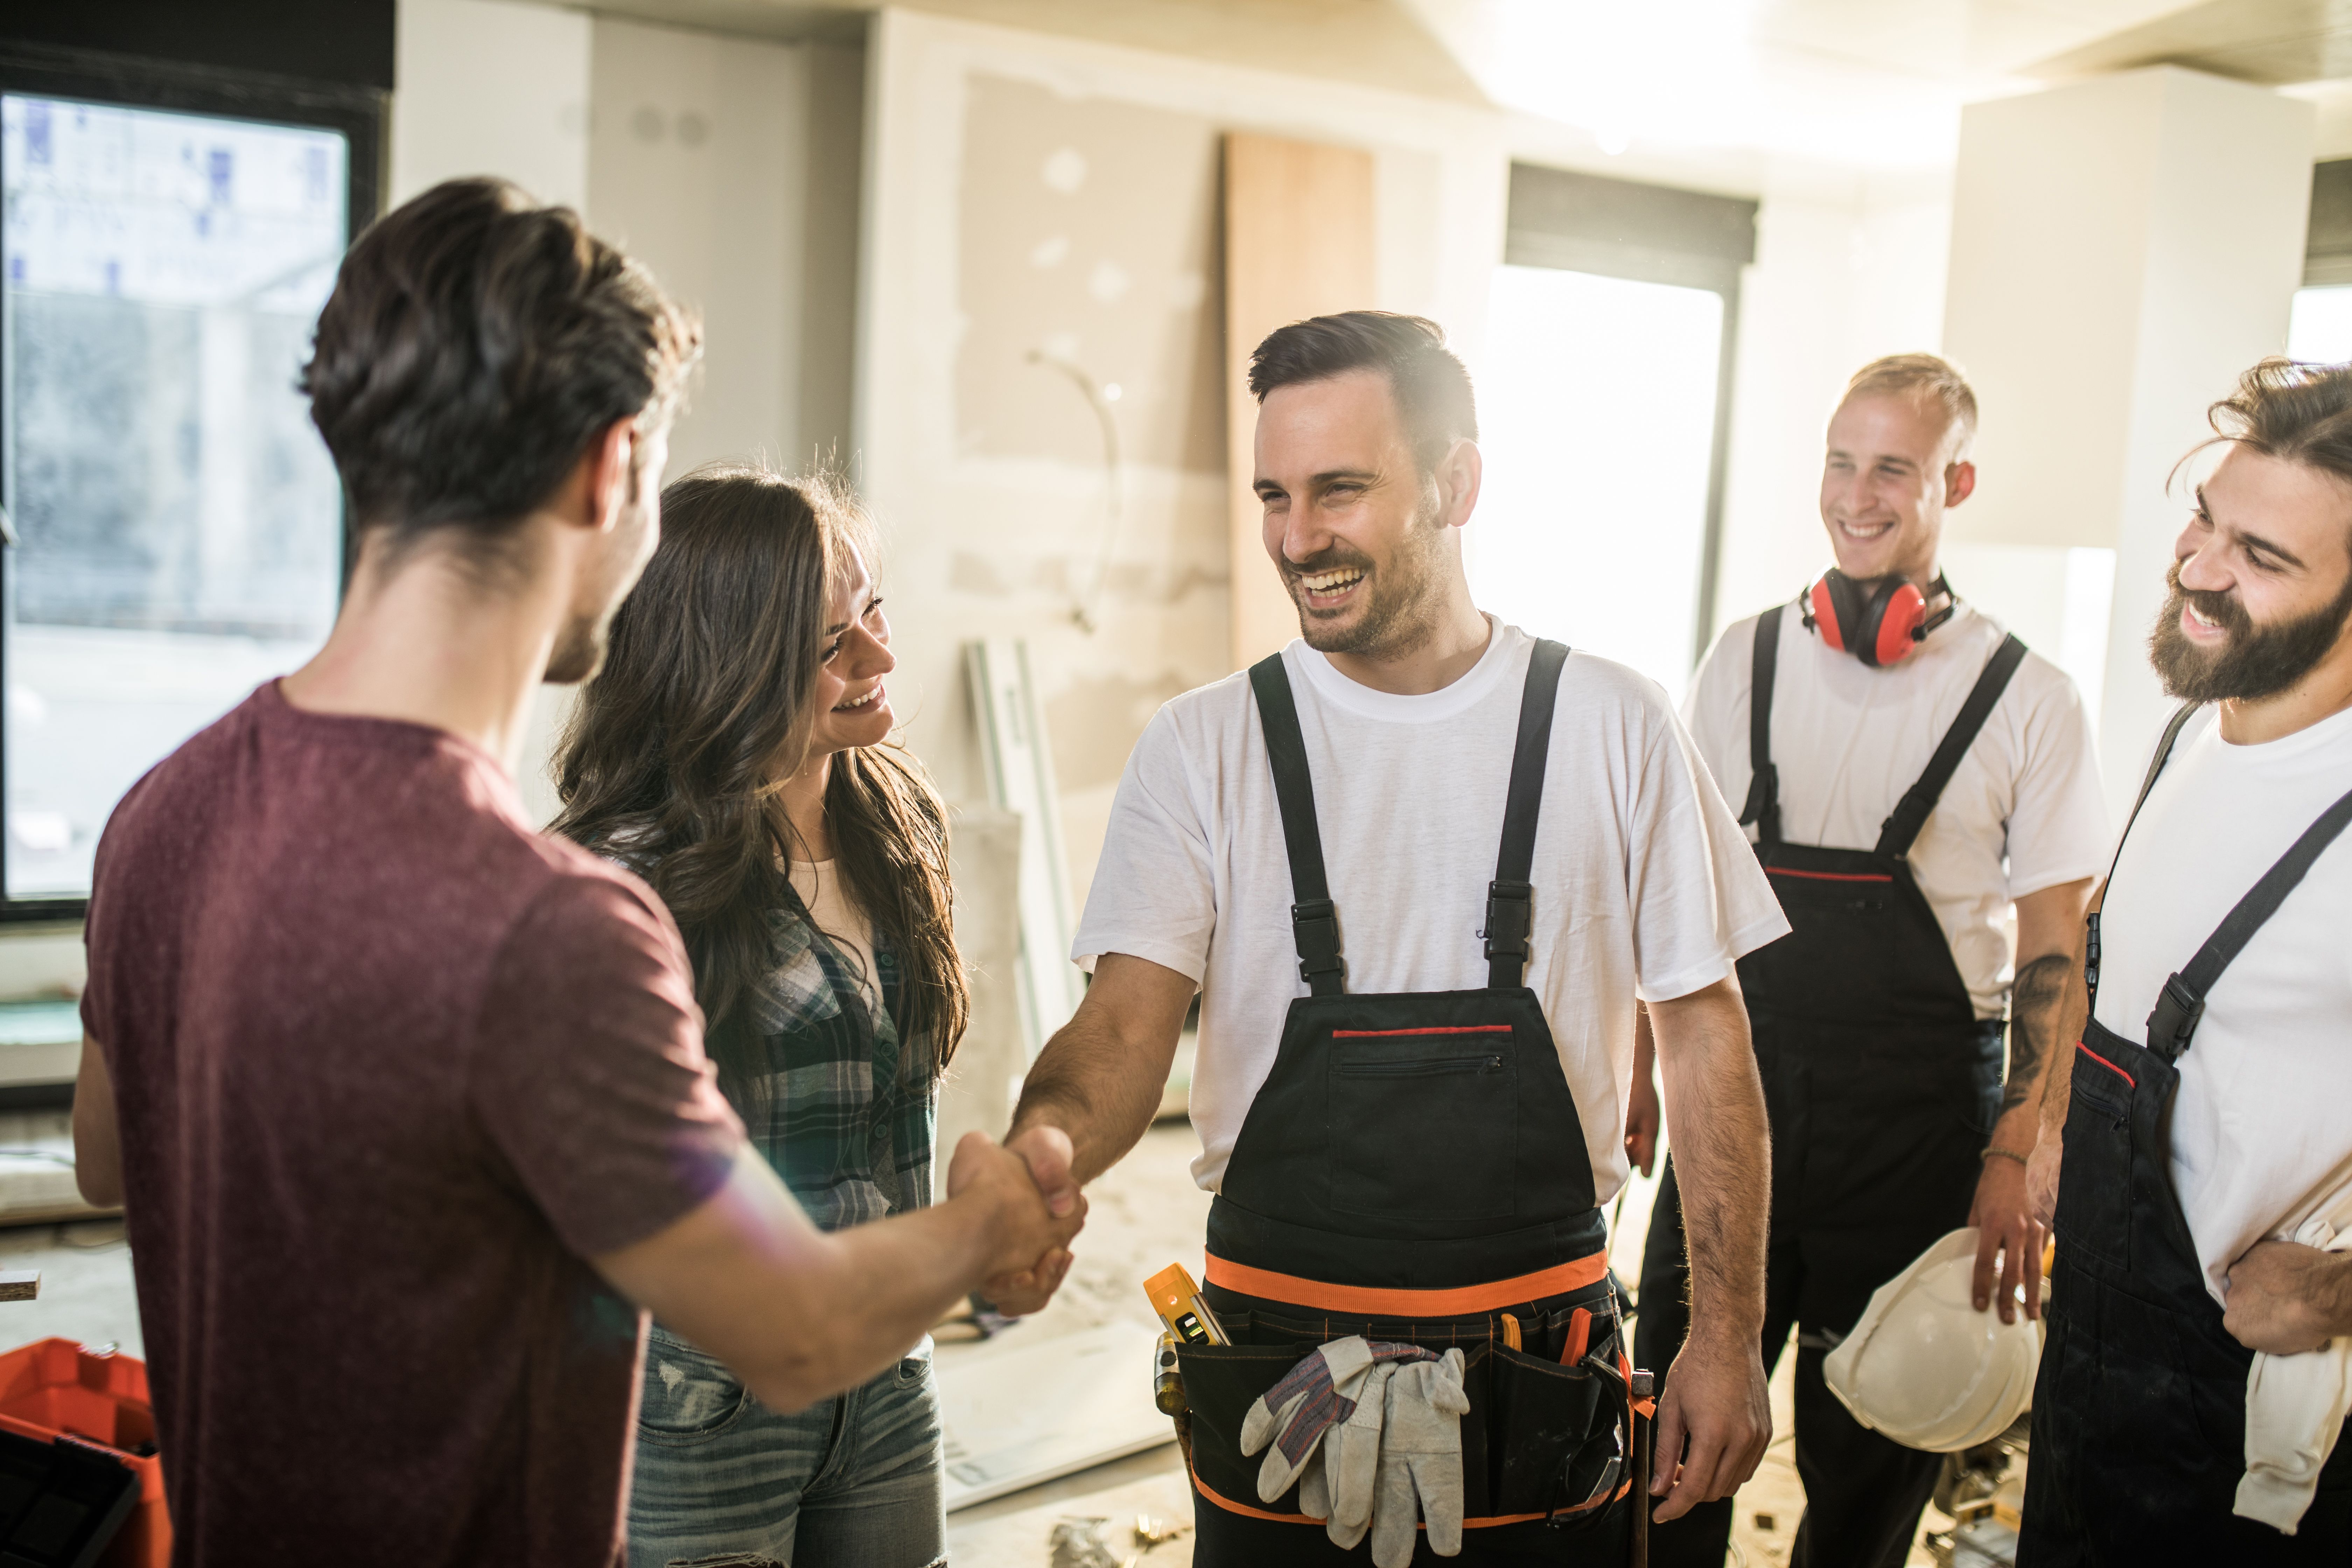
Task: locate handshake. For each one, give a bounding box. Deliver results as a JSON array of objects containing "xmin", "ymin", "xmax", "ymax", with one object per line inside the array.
[{"xmin": 943, "ymin": 1124, "xmax": 1091, "ymax": 1316}]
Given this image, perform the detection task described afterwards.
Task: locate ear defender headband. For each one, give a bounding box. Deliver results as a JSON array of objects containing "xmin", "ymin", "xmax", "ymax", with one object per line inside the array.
[{"xmin": 1804, "ymin": 569, "xmax": 1955, "ymax": 668}]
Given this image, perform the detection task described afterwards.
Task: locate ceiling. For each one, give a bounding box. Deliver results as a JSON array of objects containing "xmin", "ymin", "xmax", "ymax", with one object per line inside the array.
[{"xmin": 557, "ymin": 0, "xmax": 2352, "ymax": 171}]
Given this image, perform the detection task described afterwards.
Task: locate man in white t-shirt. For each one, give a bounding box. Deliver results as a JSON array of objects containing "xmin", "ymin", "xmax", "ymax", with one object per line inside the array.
[
  {"xmin": 2021, "ymin": 362, "xmax": 2352, "ymax": 1562},
  {"xmin": 991, "ymin": 312, "xmax": 1787, "ymax": 1564},
  {"xmin": 1632, "ymin": 355, "xmax": 2108, "ymax": 1567}
]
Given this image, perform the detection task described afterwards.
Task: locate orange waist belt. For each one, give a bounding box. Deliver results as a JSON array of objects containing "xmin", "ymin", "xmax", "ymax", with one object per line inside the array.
[{"xmin": 1201, "ymin": 1250, "xmax": 1609, "ymax": 1317}]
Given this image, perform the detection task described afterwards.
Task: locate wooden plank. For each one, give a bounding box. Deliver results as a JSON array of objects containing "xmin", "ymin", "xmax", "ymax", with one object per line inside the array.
[
  {"xmin": 965, "ymin": 639, "xmax": 1083, "ymax": 1058},
  {"xmin": 0, "ymin": 1272, "xmax": 40, "ymax": 1302},
  {"xmin": 1223, "ymin": 132, "xmax": 1378, "ymax": 671}
]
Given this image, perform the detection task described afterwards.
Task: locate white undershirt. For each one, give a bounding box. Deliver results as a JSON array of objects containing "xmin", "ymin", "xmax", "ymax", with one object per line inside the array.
[
  {"xmin": 2094, "ymin": 704, "xmax": 2352, "ymax": 1305},
  {"xmin": 1683, "ymin": 602, "xmax": 2110, "ymax": 1017},
  {"xmin": 788, "ymin": 858, "xmax": 875, "ymax": 1006},
  {"xmin": 1072, "ymin": 618, "xmax": 1789, "ymax": 1201}
]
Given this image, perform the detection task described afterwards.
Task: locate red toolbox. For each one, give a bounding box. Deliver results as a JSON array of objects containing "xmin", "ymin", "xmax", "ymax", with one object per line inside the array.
[{"xmin": 0, "ymin": 1339, "xmax": 168, "ymax": 1567}]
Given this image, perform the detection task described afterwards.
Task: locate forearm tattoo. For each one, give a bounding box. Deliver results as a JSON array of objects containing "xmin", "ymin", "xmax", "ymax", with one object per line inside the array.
[{"xmin": 2003, "ymin": 953, "xmax": 2073, "ymax": 1116}]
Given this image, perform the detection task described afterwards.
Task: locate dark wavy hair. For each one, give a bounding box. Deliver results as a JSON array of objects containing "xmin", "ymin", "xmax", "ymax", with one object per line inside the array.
[
  {"xmin": 1246, "ymin": 310, "xmax": 1477, "ymax": 474},
  {"xmin": 2192, "ymin": 358, "xmax": 2352, "ymax": 489},
  {"xmin": 551, "ymin": 465, "xmax": 967, "ymax": 1106}
]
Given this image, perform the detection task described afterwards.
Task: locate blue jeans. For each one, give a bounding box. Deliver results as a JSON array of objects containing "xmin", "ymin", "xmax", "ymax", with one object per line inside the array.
[{"xmin": 628, "ymin": 1324, "xmax": 946, "ymax": 1568}]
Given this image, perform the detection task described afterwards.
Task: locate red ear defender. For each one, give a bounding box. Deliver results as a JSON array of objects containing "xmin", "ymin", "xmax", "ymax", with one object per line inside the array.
[{"xmin": 1804, "ymin": 570, "xmax": 1950, "ymax": 668}]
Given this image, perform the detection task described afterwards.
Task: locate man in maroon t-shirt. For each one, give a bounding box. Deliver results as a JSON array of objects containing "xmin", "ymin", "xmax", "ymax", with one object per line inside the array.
[{"xmin": 71, "ymin": 179, "xmax": 1081, "ymax": 1567}]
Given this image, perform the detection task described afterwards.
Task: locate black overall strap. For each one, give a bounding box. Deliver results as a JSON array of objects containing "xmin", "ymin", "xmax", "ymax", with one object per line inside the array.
[
  {"xmin": 1737, "ymin": 604, "xmax": 1785, "ymax": 845},
  {"xmin": 2084, "ymin": 702, "xmax": 2201, "ymax": 1011},
  {"xmin": 2146, "ymin": 779, "xmax": 2352, "ymax": 1063},
  {"xmin": 1248, "ymin": 655, "xmax": 1344, "ymax": 996},
  {"xmin": 1485, "ymin": 640, "xmax": 1571, "ymax": 989},
  {"xmin": 1873, "ymin": 635, "xmax": 2029, "ymax": 858}
]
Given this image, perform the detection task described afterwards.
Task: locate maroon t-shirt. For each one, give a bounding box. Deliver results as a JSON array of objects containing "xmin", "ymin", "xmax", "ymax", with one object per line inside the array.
[{"xmin": 79, "ymin": 682, "xmax": 743, "ymax": 1567}]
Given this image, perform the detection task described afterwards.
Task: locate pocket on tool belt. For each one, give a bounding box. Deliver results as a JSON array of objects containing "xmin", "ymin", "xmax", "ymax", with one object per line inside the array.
[
  {"xmin": 1327, "ymin": 1031, "xmax": 1518, "ymax": 1221},
  {"xmin": 1172, "ymin": 1340, "xmax": 1325, "ymax": 1514},
  {"xmin": 1464, "ymin": 1342, "xmax": 1622, "ymax": 1519}
]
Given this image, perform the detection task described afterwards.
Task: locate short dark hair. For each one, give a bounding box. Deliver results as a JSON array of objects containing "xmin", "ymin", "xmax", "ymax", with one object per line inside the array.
[
  {"xmin": 2198, "ymin": 359, "xmax": 2352, "ymax": 493},
  {"xmin": 1247, "ymin": 311, "xmax": 1477, "ymax": 472},
  {"xmin": 301, "ymin": 177, "xmax": 701, "ymax": 560}
]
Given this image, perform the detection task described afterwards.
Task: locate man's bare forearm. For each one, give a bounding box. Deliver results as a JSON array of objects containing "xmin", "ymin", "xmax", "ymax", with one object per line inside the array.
[
  {"xmin": 1008, "ymin": 954, "xmax": 1194, "ymax": 1186},
  {"xmin": 1650, "ymin": 978, "xmax": 1769, "ymax": 1345},
  {"xmin": 1998, "ymin": 952, "xmax": 2071, "ymax": 1128}
]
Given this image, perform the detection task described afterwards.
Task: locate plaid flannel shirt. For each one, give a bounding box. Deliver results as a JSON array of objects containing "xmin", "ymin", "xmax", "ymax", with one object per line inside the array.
[{"xmin": 743, "ymin": 897, "xmax": 937, "ymax": 1229}]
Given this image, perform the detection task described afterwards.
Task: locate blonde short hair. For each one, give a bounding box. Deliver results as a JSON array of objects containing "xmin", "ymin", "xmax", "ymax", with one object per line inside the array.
[{"xmin": 1840, "ymin": 353, "xmax": 1977, "ymax": 461}]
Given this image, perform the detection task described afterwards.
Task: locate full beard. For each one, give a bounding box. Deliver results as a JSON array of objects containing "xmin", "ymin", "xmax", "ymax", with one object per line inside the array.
[
  {"xmin": 1287, "ymin": 502, "xmax": 1449, "ymax": 660},
  {"xmin": 2148, "ymin": 561, "xmax": 2352, "ymax": 703}
]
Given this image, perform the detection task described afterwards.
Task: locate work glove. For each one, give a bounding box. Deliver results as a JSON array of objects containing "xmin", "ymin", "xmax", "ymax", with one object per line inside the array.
[
  {"xmin": 1322, "ymin": 1359, "xmax": 1396, "ymax": 1550},
  {"xmin": 1239, "ymin": 1336, "xmax": 1377, "ymax": 1503},
  {"xmin": 1370, "ymin": 1347, "xmax": 1471, "ymax": 1567}
]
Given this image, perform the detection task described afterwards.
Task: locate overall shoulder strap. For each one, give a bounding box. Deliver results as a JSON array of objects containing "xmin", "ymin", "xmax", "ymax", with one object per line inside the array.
[
  {"xmin": 1486, "ymin": 640, "xmax": 1571, "ymax": 989},
  {"xmin": 2085, "ymin": 701, "xmax": 2201, "ymax": 1014},
  {"xmin": 1248, "ymin": 654, "xmax": 1344, "ymax": 996},
  {"xmin": 2143, "ymin": 764, "xmax": 2352, "ymax": 1063},
  {"xmin": 1737, "ymin": 604, "xmax": 1784, "ymax": 845},
  {"xmin": 1874, "ymin": 634, "xmax": 2028, "ymax": 858}
]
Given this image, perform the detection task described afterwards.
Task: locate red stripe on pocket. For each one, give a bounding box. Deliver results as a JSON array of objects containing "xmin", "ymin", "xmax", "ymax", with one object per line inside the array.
[
  {"xmin": 1329, "ymin": 1025, "xmax": 1514, "ymax": 1038},
  {"xmin": 1766, "ymin": 868, "xmax": 1894, "ymax": 883},
  {"xmin": 2076, "ymin": 1041, "xmax": 2137, "ymax": 1089}
]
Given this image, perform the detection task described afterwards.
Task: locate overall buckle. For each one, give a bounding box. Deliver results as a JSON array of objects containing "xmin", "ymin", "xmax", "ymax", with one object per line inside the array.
[
  {"xmin": 2145, "ymin": 971, "xmax": 2205, "ymax": 1062},
  {"xmin": 1482, "ymin": 880, "xmax": 1533, "ymax": 964},
  {"xmin": 1290, "ymin": 898, "xmax": 1343, "ymax": 987}
]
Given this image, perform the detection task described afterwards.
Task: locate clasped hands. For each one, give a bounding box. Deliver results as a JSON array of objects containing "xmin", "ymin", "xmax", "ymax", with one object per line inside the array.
[{"xmin": 944, "ymin": 1124, "xmax": 1087, "ymax": 1316}]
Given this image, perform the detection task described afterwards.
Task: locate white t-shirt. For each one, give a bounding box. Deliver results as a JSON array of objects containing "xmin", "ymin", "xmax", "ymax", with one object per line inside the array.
[
  {"xmin": 1684, "ymin": 601, "xmax": 2109, "ymax": 1017},
  {"xmin": 1072, "ymin": 618, "xmax": 1788, "ymax": 1201},
  {"xmin": 2094, "ymin": 704, "xmax": 2352, "ymax": 1306}
]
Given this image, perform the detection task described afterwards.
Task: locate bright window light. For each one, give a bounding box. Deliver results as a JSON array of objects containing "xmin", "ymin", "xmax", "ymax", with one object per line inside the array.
[
  {"xmin": 1469, "ymin": 265, "xmax": 1723, "ymax": 703},
  {"xmin": 2289, "ymin": 286, "xmax": 2352, "ymax": 363},
  {"xmin": 2, "ymin": 95, "xmax": 348, "ymax": 901}
]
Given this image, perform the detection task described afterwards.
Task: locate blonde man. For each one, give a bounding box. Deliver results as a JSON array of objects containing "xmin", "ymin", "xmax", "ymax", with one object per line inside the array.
[{"xmin": 1629, "ymin": 354, "xmax": 2109, "ymax": 1566}]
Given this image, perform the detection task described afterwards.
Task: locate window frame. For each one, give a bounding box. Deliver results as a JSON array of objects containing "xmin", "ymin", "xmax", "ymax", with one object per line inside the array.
[
  {"xmin": 0, "ymin": 43, "xmax": 382, "ymax": 922},
  {"xmin": 1503, "ymin": 162, "xmax": 1756, "ymax": 677}
]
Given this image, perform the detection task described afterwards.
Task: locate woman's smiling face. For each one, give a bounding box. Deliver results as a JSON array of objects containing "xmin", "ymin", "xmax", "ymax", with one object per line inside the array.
[{"xmin": 804, "ymin": 543, "xmax": 895, "ymax": 759}]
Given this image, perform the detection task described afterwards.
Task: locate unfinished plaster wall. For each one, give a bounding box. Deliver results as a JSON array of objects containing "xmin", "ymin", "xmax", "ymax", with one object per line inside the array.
[{"xmin": 859, "ymin": 7, "xmax": 1508, "ymax": 912}]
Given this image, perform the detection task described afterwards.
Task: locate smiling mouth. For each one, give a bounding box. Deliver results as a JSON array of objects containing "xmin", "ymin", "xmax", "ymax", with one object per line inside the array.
[
  {"xmin": 1837, "ymin": 518, "xmax": 1895, "ymax": 541},
  {"xmin": 1295, "ymin": 568, "xmax": 1365, "ymax": 607},
  {"xmin": 835, "ymin": 684, "xmax": 886, "ymax": 712}
]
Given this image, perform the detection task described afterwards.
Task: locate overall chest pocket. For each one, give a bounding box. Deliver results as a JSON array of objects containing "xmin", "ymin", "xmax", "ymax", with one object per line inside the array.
[
  {"xmin": 2051, "ymin": 1043, "xmax": 2136, "ymax": 1271},
  {"xmin": 1327, "ymin": 1028, "xmax": 1519, "ymax": 1221}
]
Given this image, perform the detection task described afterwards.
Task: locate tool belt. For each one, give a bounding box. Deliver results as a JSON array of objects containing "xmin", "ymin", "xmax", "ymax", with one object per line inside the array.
[{"xmin": 1175, "ymin": 1275, "xmax": 1636, "ymax": 1529}]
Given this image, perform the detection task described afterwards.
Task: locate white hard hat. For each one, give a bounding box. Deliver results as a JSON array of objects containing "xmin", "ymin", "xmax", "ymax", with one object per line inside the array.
[{"xmin": 1822, "ymin": 1227, "xmax": 2042, "ymax": 1453}]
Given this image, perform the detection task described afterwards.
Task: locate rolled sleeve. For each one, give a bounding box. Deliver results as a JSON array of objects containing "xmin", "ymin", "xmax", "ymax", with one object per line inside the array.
[
  {"xmin": 1628, "ymin": 703, "xmax": 1788, "ymax": 1004},
  {"xmin": 1071, "ymin": 708, "xmax": 1216, "ymax": 987}
]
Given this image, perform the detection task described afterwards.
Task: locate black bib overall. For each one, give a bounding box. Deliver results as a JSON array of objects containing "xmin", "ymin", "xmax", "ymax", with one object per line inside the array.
[
  {"xmin": 2022, "ymin": 705, "xmax": 2352, "ymax": 1564},
  {"xmin": 1639, "ymin": 604, "xmax": 2026, "ymax": 1568},
  {"xmin": 1178, "ymin": 643, "xmax": 1638, "ymax": 1566}
]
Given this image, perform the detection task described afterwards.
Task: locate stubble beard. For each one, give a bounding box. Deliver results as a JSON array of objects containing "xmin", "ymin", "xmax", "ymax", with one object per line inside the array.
[
  {"xmin": 1290, "ymin": 499, "xmax": 1449, "ymax": 661},
  {"xmin": 2148, "ymin": 560, "xmax": 2352, "ymax": 703}
]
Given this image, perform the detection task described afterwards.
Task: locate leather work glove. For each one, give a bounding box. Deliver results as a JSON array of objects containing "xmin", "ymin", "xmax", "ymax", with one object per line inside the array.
[
  {"xmin": 1370, "ymin": 1347, "xmax": 1471, "ymax": 1567},
  {"xmin": 1239, "ymin": 1336, "xmax": 1378, "ymax": 1503}
]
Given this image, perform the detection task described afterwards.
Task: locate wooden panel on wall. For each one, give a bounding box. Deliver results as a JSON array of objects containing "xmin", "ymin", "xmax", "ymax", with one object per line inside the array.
[{"xmin": 1223, "ymin": 132, "xmax": 1377, "ymax": 672}]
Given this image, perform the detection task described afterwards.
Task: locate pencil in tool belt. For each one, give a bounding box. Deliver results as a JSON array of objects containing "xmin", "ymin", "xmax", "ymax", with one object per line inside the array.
[{"xmin": 1144, "ymin": 1262, "xmax": 1229, "ymax": 1346}]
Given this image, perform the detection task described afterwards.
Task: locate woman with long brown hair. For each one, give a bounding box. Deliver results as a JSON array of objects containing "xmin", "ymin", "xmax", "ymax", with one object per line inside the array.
[{"xmin": 554, "ymin": 464, "xmax": 967, "ymax": 1568}]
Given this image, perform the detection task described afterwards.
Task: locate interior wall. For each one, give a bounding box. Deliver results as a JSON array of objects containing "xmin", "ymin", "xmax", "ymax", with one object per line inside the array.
[
  {"xmin": 1707, "ymin": 166, "xmax": 1953, "ymax": 644},
  {"xmin": 856, "ymin": 7, "xmax": 1508, "ymax": 908}
]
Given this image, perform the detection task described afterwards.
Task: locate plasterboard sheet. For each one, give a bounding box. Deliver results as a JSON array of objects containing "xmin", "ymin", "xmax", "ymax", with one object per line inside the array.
[{"xmin": 939, "ymin": 1320, "xmax": 1175, "ymax": 1512}]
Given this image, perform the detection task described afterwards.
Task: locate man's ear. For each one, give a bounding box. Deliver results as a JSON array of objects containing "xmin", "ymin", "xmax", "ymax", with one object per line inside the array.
[
  {"xmin": 1945, "ymin": 459, "xmax": 1977, "ymax": 509},
  {"xmin": 1437, "ymin": 438, "xmax": 1483, "ymax": 531},
  {"xmin": 580, "ymin": 417, "xmax": 637, "ymax": 536}
]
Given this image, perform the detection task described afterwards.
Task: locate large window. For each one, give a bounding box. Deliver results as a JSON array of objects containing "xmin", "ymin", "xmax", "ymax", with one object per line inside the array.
[
  {"xmin": 1468, "ymin": 164, "xmax": 1753, "ymax": 703},
  {"xmin": 0, "ymin": 79, "xmax": 365, "ymax": 913}
]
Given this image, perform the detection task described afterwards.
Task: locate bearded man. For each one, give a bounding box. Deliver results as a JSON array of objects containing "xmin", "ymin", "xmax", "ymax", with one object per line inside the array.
[{"xmin": 2022, "ymin": 359, "xmax": 2352, "ymax": 1563}]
